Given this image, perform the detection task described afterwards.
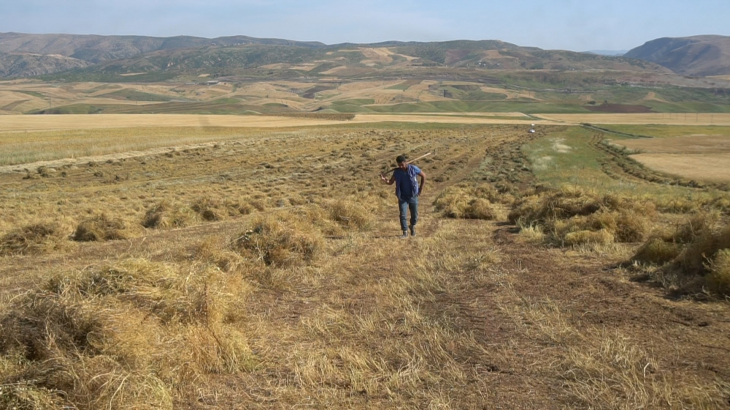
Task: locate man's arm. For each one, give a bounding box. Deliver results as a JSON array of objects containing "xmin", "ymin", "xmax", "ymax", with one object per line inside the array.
[
  {"xmin": 417, "ymin": 170, "xmax": 426, "ymax": 195},
  {"xmin": 380, "ymin": 173, "xmax": 395, "ymax": 185}
]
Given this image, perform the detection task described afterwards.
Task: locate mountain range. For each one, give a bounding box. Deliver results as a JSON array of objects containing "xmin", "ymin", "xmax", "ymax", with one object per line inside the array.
[
  {"xmin": 0, "ymin": 32, "xmax": 728, "ymax": 80},
  {"xmin": 625, "ymin": 35, "xmax": 730, "ymax": 77}
]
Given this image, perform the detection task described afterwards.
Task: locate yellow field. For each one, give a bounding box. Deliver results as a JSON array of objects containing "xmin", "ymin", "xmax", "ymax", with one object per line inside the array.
[
  {"xmin": 537, "ymin": 113, "xmax": 730, "ymax": 126},
  {"xmin": 0, "ymin": 113, "xmax": 556, "ymax": 133},
  {"xmin": 612, "ymin": 134, "xmax": 730, "ymax": 183},
  {"xmin": 631, "ymin": 152, "xmax": 730, "ymax": 183}
]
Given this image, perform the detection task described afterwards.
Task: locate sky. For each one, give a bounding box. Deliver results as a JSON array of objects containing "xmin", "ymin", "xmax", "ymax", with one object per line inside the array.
[{"xmin": 1, "ymin": 0, "xmax": 729, "ymax": 52}]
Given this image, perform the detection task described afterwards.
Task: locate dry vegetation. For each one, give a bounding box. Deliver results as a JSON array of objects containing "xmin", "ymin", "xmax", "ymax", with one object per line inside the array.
[{"xmin": 1, "ymin": 121, "xmax": 729, "ymax": 408}]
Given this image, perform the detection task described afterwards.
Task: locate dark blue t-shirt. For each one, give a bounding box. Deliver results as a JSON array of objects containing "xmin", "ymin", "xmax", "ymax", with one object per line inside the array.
[{"xmin": 394, "ymin": 164, "xmax": 421, "ymax": 200}]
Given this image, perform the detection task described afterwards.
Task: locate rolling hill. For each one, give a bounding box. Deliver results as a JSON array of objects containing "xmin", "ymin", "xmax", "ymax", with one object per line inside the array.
[
  {"xmin": 0, "ymin": 33, "xmax": 670, "ymax": 80},
  {"xmin": 0, "ymin": 52, "xmax": 90, "ymax": 77},
  {"xmin": 625, "ymin": 35, "xmax": 730, "ymax": 76}
]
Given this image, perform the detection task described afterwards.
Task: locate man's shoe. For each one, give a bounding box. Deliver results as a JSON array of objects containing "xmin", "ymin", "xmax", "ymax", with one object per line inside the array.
[
  {"xmin": 409, "ymin": 226, "xmax": 416, "ymax": 237},
  {"xmin": 400, "ymin": 231, "xmax": 409, "ymax": 239}
]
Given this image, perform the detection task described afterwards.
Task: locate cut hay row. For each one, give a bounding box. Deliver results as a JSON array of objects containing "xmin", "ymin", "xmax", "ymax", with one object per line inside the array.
[{"xmin": 2, "ymin": 122, "xmax": 730, "ymax": 408}]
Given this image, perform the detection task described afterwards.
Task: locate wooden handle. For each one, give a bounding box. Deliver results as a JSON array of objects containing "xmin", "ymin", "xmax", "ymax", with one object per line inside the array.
[{"xmin": 381, "ymin": 152, "xmax": 432, "ymax": 175}]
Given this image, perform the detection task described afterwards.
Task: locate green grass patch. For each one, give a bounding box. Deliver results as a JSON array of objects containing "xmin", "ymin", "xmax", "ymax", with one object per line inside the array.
[
  {"xmin": 10, "ymin": 90, "xmax": 45, "ymax": 98},
  {"xmin": 386, "ymin": 80, "xmax": 420, "ymax": 91},
  {"xmin": 328, "ymin": 99, "xmax": 376, "ymax": 113},
  {"xmin": 523, "ymin": 126, "xmax": 724, "ymax": 201},
  {"xmin": 591, "ymin": 125, "xmax": 730, "ymax": 138},
  {"xmin": 31, "ymin": 104, "xmax": 103, "ymax": 114},
  {"xmin": 99, "ymin": 89, "xmax": 173, "ymax": 102},
  {"xmin": 361, "ymin": 100, "xmax": 589, "ymax": 114}
]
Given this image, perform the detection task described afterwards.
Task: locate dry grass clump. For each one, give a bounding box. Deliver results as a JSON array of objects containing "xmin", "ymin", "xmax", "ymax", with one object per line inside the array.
[
  {"xmin": 562, "ymin": 332, "xmax": 723, "ymax": 408},
  {"xmin": 707, "ymin": 249, "xmax": 730, "ymax": 296},
  {"xmin": 0, "ymin": 222, "xmax": 68, "ymax": 255},
  {"xmin": 233, "ymin": 214, "xmax": 323, "ymax": 267},
  {"xmin": 323, "ymin": 199, "xmax": 373, "ymax": 229},
  {"xmin": 0, "ymin": 380, "xmax": 70, "ymax": 409},
  {"xmin": 142, "ymin": 201, "xmax": 197, "ymax": 229},
  {"xmin": 434, "ymin": 184, "xmax": 500, "ymax": 220},
  {"xmin": 564, "ymin": 229, "xmax": 614, "ymax": 246},
  {"xmin": 191, "ymin": 197, "xmax": 261, "ymax": 221},
  {"xmin": 509, "ymin": 186, "xmax": 653, "ymax": 246},
  {"xmin": 72, "ymin": 213, "xmax": 129, "ymax": 241},
  {"xmin": 189, "ymin": 236, "xmax": 245, "ymax": 273},
  {"xmin": 0, "ymin": 258, "xmax": 253, "ymax": 408},
  {"xmin": 679, "ymin": 223, "xmax": 730, "ymax": 275},
  {"xmin": 191, "ymin": 197, "xmax": 225, "ymax": 221},
  {"xmin": 631, "ymin": 237, "xmax": 682, "ymax": 265},
  {"xmin": 630, "ymin": 214, "xmax": 730, "ymax": 296}
]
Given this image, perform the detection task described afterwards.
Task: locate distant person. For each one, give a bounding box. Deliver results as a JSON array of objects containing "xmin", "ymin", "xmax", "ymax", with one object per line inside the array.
[{"xmin": 380, "ymin": 155, "xmax": 426, "ymax": 238}]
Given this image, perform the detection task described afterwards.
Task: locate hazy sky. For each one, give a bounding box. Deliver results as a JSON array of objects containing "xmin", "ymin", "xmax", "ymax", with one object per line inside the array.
[{"xmin": 2, "ymin": 0, "xmax": 728, "ymax": 51}]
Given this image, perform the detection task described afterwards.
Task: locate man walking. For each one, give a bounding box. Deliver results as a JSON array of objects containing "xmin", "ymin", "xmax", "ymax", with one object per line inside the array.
[{"xmin": 381, "ymin": 155, "xmax": 426, "ymax": 238}]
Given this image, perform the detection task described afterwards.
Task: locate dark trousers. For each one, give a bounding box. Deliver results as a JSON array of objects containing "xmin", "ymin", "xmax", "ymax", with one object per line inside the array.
[{"xmin": 398, "ymin": 196, "xmax": 418, "ymax": 232}]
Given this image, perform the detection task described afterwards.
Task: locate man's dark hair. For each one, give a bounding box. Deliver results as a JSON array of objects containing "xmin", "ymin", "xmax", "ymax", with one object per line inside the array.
[{"xmin": 396, "ymin": 155, "xmax": 407, "ymax": 164}]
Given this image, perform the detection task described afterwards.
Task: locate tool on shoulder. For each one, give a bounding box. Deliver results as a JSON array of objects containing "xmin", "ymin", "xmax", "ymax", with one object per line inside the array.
[{"xmin": 380, "ymin": 152, "xmax": 432, "ymax": 178}]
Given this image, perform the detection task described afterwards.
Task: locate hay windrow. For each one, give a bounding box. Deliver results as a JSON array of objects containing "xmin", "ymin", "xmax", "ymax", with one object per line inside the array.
[
  {"xmin": 434, "ymin": 184, "xmax": 502, "ymax": 220},
  {"xmin": 232, "ymin": 214, "xmax": 323, "ymax": 267},
  {"xmin": 0, "ymin": 222, "xmax": 69, "ymax": 256},
  {"xmin": 142, "ymin": 201, "xmax": 197, "ymax": 229},
  {"xmin": 707, "ymin": 249, "xmax": 730, "ymax": 295},
  {"xmin": 510, "ymin": 186, "xmax": 654, "ymax": 246},
  {"xmin": 630, "ymin": 218, "xmax": 730, "ymax": 296},
  {"xmin": 72, "ymin": 214, "xmax": 129, "ymax": 241},
  {"xmin": 0, "ymin": 258, "xmax": 253, "ymax": 409}
]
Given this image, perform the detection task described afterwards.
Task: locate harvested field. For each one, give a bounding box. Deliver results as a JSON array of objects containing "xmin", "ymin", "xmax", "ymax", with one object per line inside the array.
[
  {"xmin": 0, "ymin": 113, "xmax": 560, "ymax": 133},
  {"xmin": 537, "ymin": 113, "xmax": 730, "ymax": 126},
  {"xmin": 618, "ymin": 135, "xmax": 730, "ymax": 154},
  {"xmin": 612, "ymin": 135, "xmax": 730, "ymax": 183},
  {"xmin": 1, "ymin": 119, "xmax": 730, "ymax": 409},
  {"xmin": 631, "ymin": 153, "xmax": 730, "ymax": 183},
  {"xmin": 0, "ymin": 114, "xmax": 344, "ymax": 131}
]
